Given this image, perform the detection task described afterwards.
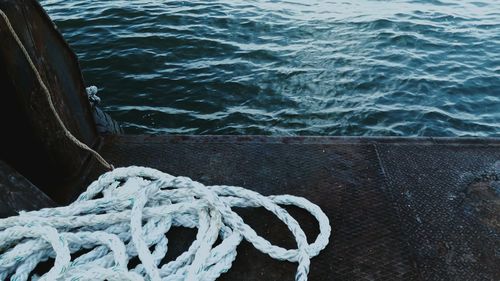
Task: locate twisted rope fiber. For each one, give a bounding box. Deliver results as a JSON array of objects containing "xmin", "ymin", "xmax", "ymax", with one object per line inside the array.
[
  {"xmin": 0, "ymin": 166, "xmax": 331, "ymax": 280},
  {"xmin": 0, "ymin": 9, "xmax": 113, "ymax": 170},
  {"xmin": 0, "ymin": 8, "xmax": 330, "ymax": 280}
]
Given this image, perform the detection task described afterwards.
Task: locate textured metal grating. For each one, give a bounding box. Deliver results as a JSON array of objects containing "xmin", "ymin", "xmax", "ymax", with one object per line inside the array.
[
  {"xmin": 377, "ymin": 143, "xmax": 500, "ymax": 281},
  {"xmin": 92, "ymin": 136, "xmax": 420, "ymax": 280},
  {"xmin": 80, "ymin": 136, "xmax": 500, "ymax": 280}
]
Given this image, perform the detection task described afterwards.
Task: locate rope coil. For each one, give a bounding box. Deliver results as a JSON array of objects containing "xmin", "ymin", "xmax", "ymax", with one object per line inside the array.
[
  {"xmin": 0, "ymin": 9, "xmax": 330, "ymax": 280},
  {"xmin": 0, "ymin": 166, "xmax": 331, "ymax": 281}
]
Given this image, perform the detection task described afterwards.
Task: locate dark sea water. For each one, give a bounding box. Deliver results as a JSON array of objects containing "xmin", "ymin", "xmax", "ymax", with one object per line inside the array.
[{"xmin": 40, "ymin": 0, "xmax": 500, "ymax": 136}]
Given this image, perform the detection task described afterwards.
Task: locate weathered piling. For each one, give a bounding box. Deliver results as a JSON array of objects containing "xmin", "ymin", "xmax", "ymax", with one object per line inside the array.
[{"xmin": 0, "ymin": 0, "xmax": 100, "ymax": 203}]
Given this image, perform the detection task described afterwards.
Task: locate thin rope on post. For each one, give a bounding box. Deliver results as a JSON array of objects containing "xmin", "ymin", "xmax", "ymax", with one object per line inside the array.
[
  {"xmin": 0, "ymin": 9, "xmax": 113, "ymax": 171},
  {"xmin": 0, "ymin": 9, "xmax": 331, "ymax": 280},
  {"xmin": 0, "ymin": 166, "xmax": 331, "ymax": 281}
]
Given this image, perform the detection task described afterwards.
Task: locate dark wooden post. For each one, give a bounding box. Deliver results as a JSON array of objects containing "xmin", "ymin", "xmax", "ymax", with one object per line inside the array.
[{"xmin": 0, "ymin": 0, "xmax": 100, "ymax": 203}]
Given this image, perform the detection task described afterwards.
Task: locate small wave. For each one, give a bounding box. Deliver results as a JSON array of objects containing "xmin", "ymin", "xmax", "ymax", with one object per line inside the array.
[{"xmin": 40, "ymin": 0, "xmax": 500, "ymax": 137}]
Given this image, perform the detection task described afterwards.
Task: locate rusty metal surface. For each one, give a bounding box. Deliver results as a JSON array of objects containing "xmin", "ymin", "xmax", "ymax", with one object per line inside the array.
[
  {"xmin": 0, "ymin": 160, "xmax": 56, "ymax": 218},
  {"xmin": 0, "ymin": 135, "xmax": 497, "ymax": 279},
  {"xmin": 0, "ymin": 0, "xmax": 99, "ymax": 203},
  {"xmin": 93, "ymin": 136, "xmax": 419, "ymax": 280},
  {"xmin": 377, "ymin": 143, "xmax": 500, "ymax": 281},
  {"xmin": 78, "ymin": 135, "xmax": 496, "ymax": 280}
]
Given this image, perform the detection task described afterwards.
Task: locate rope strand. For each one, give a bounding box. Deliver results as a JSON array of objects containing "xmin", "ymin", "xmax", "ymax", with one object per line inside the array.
[
  {"xmin": 0, "ymin": 166, "xmax": 331, "ymax": 281},
  {"xmin": 0, "ymin": 10, "xmax": 331, "ymax": 280},
  {"xmin": 0, "ymin": 9, "xmax": 113, "ymax": 170}
]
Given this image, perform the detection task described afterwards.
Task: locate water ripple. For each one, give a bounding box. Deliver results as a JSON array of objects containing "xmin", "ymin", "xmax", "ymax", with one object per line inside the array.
[{"xmin": 40, "ymin": 0, "xmax": 500, "ymax": 136}]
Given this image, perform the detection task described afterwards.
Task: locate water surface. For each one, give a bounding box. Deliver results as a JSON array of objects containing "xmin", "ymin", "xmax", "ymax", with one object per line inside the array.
[{"xmin": 41, "ymin": 0, "xmax": 500, "ymax": 136}]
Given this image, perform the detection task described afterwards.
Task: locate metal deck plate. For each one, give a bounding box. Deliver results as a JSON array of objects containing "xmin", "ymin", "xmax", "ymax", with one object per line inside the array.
[
  {"xmin": 89, "ymin": 136, "xmax": 500, "ymax": 281},
  {"xmin": 377, "ymin": 143, "xmax": 500, "ymax": 281}
]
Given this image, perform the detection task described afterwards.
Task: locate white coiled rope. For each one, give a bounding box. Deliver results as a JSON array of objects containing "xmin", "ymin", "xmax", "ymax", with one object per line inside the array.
[
  {"xmin": 0, "ymin": 166, "xmax": 331, "ymax": 281},
  {"xmin": 0, "ymin": 8, "xmax": 330, "ymax": 280}
]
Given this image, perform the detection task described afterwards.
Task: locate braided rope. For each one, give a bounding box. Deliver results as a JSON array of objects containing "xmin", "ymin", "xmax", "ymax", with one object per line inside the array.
[
  {"xmin": 0, "ymin": 166, "xmax": 331, "ymax": 281},
  {"xmin": 0, "ymin": 8, "xmax": 330, "ymax": 280}
]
